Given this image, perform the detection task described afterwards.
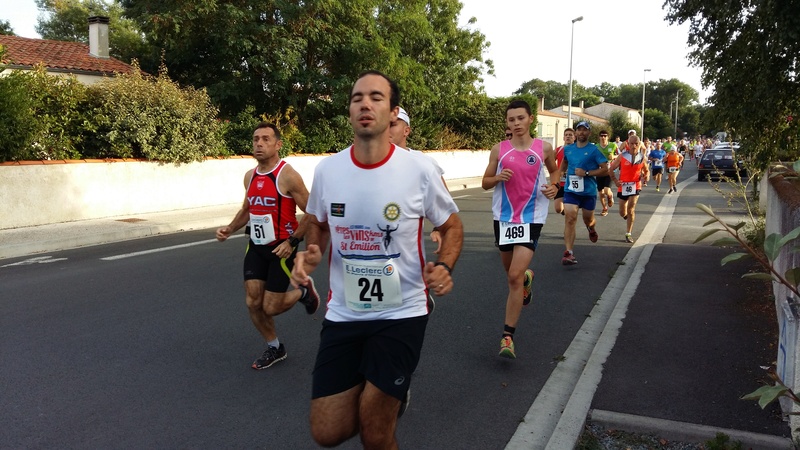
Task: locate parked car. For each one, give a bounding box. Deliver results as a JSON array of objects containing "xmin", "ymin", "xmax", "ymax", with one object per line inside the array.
[
  {"xmin": 712, "ymin": 142, "xmax": 740, "ymax": 150},
  {"xmin": 697, "ymin": 148, "xmax": 747, "ymax": 181}
]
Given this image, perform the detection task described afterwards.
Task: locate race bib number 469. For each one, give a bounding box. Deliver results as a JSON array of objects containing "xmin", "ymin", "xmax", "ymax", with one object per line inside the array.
[{"xmin": 499, "ymin": 222, "xmax": 530, "ymax": 245}]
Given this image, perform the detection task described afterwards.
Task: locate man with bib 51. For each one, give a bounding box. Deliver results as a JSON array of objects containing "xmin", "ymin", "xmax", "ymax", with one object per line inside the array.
[{"xmin": 215, "ymin": 122, "xmax": 320, "ymax": 370}]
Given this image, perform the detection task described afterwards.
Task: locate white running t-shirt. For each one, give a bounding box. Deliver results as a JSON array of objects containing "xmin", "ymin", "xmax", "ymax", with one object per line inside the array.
[{"xmin": 306, "ymin": 144, "xmax": 458, "ymax": 322}]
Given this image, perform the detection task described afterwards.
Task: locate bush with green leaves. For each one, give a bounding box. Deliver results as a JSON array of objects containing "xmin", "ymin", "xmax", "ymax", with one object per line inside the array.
[
  {"xmin": 82, "ymin": 63, "xmax": 228, "ymax": 163},
  {"xmin": 0, "ymin": 66, "xmax": 87, "ymax": 162}
]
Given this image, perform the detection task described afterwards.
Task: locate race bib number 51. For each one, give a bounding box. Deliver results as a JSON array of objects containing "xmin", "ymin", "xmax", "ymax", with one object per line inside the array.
[
  {"xmin": 343, "ymin": 258, "xmax": 402, "ymax": 312},
  {"xmin": 249, "ymin": 213, "xmax": 276, "ymax": 245},
  {"xmin": 499, "ymin": 222, "xmax": 530, "ymax": 245}
]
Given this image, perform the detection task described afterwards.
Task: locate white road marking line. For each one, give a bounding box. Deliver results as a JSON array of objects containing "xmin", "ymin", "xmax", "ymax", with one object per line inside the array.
[
  {"xmin": 101, "ymin": 234, "xmax": 244, "ymax": 261},
  {"xmin": 506, "ymin": 176, "xmax": 693, "ymax": 449},
  {"xmin": 1, "ymin": 256, "xmax": 69, "ymax": 267}
]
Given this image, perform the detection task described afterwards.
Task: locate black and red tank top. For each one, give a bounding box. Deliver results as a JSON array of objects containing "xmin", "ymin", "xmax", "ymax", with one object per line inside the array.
[{"xmin": 246, "ymin": 160, "xmax": 298, "ymax": 244}]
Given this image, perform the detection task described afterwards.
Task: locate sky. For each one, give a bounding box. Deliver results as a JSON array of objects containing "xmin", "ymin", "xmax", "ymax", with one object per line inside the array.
[{"xmin": 2, "ymin": 0, "xmax": 711, "ymax": 103}]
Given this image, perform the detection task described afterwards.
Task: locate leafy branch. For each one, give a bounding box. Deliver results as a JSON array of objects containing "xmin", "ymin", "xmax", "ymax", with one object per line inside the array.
[
  {"xmin": 694, "ymin": 203, "xmax": 800, "ymax": 300},
  {"xmin": 741, "ymin": 366, "xmax": 800, "ymax": 415}
]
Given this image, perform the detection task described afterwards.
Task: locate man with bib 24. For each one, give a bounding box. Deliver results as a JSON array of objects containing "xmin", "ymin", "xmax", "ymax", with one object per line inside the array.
[
  {"xmin": 215, "ymin": 123, "xmax": 320, "ymax": 370},
  {"xmin": 482, "ymin": 100, "xmax": 559, "ymax": 359},
  {"xmin": 291, "ymin": 71, "xmax": 463, "ymax": 449}
]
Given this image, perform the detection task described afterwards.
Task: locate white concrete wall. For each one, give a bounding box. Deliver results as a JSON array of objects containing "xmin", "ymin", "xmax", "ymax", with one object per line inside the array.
[
  {"xmin": 763, "ymin": 173, "xmax": 800, "ymax": 429},
  {"xmin": 0, "ymin": 150, "xmax": 490, "ymax": 229}
]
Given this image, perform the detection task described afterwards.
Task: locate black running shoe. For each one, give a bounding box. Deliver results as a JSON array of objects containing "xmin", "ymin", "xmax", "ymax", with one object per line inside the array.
[
  {"xmin": 252, "ymin": 344, "xmax": 287, "ymax": 370},
  {"xmin": 298, "ymin": 277, "xmax": 320, "ymax": 315}
]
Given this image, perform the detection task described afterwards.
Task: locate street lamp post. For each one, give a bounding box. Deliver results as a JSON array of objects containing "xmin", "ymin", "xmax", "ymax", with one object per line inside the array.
[
  {"xmin": 641, "ymin": 69, "xmax": 651, "ymax": 138},
  {"xmin": 674, "ymin": 90, "xmax": 680, "ymax": 137},
  {"xmin": 567, "ymin": 16, "xmax": 583, "ymax": 129}
]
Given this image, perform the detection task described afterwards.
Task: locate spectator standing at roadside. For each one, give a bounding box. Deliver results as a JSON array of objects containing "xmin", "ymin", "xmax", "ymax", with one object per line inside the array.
[
  {"xmin": 610, "ymin": 135, "xmax": 650, "ymax": 243},
  {"xmin": 215, "ymin": 122, "xmax": 320, "ymax": 370},
  {"xmin": 559, "ymin": 121, "xmax": 609, "ymax": 265},
  {"xmin": 291, "ymin": 70, "xmax": 463, "ymax": 449},
  {"xmin": 481, "ymin": 99, "xmax": 559, "ymax": 359}
]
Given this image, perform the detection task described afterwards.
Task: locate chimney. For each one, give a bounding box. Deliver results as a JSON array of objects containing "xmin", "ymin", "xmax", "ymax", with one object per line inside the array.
[
  {"xmin": 538, "ymin": 95, "xmax": 545, "ymax": 112},
  {"xmin": 88, "ymin": 16, "xmax": 110, "ymax": 59}
]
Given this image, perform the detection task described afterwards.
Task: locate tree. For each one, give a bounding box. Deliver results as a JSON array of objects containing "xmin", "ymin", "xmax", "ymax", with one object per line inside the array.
[
  {"xmin": 35, "ymin": 0, "xmax": 150, "ymax": 66},
  {"xmin": 608, "ymin": 110, "xmax": 640, "ymax": 140},
  {"xmin": 665, "ymin": 0, "xmax": 800, "ymax": 169},
  {"xmin": 642, "ymin": 108, "xmax": 672, "ymax": 140},
  {"xmin": 514, "ymin": 79, "xmax": 600, "ymax": 110},
  {"xmin": 0, "ymin": 20, "xmax": 15, "ymax": 35},
  {"xmin": 121, "ymin": 0, "xmax": 492, "ymax": 152}
]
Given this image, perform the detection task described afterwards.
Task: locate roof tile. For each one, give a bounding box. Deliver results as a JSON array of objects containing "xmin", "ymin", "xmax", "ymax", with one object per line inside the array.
[{"xmin": 0, "ymin": 35, "xmax": 133, "ymax": 75}]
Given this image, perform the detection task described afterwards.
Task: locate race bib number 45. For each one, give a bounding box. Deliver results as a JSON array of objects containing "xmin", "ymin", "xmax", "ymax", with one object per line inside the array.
[
  {"xmin": 499, "ymin": 222, "xmax": 530, "ymax": 245},
  {"xmin": 343, "ymin": 258, "xmax": 402, "ymax": 312}
]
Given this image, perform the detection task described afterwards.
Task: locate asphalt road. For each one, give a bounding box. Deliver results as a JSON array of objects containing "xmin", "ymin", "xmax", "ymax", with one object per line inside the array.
[{"xmin": 0, "ymin": 163, "xmax": 751, "ymax": 449}]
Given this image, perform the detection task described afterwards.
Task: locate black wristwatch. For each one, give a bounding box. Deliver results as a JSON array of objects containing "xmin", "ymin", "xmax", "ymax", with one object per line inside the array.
[
  {"xmin": 288, "ymin": 236, "xmax": 302, "ymax": 247},
  {"xmin": 434, "ymin": 261, "xmax": 452, "ymax": 274}
]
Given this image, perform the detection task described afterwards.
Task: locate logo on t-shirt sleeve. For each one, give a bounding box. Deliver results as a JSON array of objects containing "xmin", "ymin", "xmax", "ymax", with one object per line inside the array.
[{"xmin": 331, "ymin": 203, "xmax": 345, "ymax": 217}]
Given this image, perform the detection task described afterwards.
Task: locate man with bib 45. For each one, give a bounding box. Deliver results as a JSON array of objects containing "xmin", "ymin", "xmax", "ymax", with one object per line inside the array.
[
  {"xmin": 609, "ymin": 135, "xmax": 650, "ymax": 243},
  {"xmin": 215, "ymin": 123, "xmax": 320, "ymax": 370},
  {"xmin": 558, "ymin": 121, "xmax": 609, "ymax": 265},
  {"xmin": 482, "ymin": 99, "xmax": 559, "ymax": 359},
  {"xmin": 291, "ymin": 71, "xmax": 463, "ymax": 449}
]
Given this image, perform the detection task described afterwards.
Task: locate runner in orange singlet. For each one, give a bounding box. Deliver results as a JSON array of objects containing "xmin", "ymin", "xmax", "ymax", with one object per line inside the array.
[
  {"xmin": 665, "ymin": 146, "xmax": 684, "ymax": 193},
  {"xmin": 609, "ymin": 135, "xmax": 650, "ymax": 243}
]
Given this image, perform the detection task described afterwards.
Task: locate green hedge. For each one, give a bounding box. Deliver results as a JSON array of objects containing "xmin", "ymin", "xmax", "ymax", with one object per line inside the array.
[{"xmin": 0, "ymin": 65, "xmax": 539, "ymax": 162}]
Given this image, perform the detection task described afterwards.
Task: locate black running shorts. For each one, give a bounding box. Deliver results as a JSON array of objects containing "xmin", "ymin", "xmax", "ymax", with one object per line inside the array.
[
  {"xmin": 312, "ymin": 315, "xmax": 428, "ymax": 401},
  {"xmin": 242, "ymin": 240, "xmax": 295, "ymax": 293},
  {"xmin": 493, "ymin": 221, "xmax": 542, "ymax": 253}
]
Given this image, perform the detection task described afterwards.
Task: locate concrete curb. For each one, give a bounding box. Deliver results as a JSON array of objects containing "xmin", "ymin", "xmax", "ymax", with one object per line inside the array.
[{"xmin": 589, "ymin": 409, "xmax": 794, "ymax": 450}]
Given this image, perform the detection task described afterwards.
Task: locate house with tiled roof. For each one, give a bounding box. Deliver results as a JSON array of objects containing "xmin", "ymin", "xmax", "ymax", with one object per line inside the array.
[
  {"xmin": 534, "ymin": 97, "xmax": 610, "ymax": 147},
  {"xmin": 0, "ymin": 16, "xmax": 133, "ymax": 85},
  {"xmin": 585, "ymin": 102, "xmax": 642, "ymax": 129}
]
